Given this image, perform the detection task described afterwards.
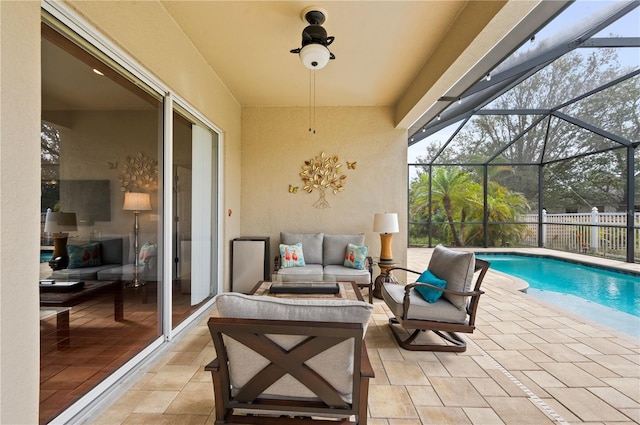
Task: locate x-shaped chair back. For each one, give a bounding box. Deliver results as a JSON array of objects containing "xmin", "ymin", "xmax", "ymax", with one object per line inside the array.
[{"xmin": 208, "ymin": 317, "xmax": 364, "ymax": 419}]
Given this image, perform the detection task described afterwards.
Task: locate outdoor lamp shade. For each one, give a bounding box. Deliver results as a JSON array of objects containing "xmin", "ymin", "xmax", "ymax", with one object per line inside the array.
[
  {"xmin": 373, "ymin": 213, "xmax": 399, "ymax": 263},
  {"xmin": 123, "ymin": 192, "xmax": 151, "ymax": 212},
  {"xmin": 373, "ymin": 213, "xmax": 399, "ymax": 234},
  {"xmin": 44, "ymin": 212, "xmax": 77, "ymax": 234}
]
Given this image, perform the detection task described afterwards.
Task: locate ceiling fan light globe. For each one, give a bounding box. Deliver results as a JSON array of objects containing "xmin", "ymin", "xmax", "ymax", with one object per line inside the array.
[{"xmin": 299, "ymin": 44, "xmax": 330, "ymax": 70}]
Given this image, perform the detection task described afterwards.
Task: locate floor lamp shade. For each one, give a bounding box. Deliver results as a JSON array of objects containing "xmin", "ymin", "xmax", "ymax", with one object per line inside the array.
[
  {"xmin": 373, "ymin": 213, "xmax": 399, "ymax": 263},
  {"xmin": 123, "ymin": 192, "xmax": 151, "ymax": 212}
]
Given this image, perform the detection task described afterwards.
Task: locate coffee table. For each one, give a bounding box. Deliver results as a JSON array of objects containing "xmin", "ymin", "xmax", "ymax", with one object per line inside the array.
[
  {"xmin": 249, "ymin": 280, "xmax": 364, "ymax": 302},
  {"xmin": 40, "ymin": 280, "xmax": 123, "ymax": 349}
]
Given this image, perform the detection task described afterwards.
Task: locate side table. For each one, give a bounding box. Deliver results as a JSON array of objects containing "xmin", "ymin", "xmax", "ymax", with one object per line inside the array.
[{"xmin": 373, "ymin": 262, "xmax": 398, "ymax": 299}]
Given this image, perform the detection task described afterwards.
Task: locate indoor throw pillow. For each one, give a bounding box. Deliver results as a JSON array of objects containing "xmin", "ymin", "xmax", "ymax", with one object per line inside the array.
[
  {"xmin": 67, "ymin": 242, "xmax": 102, "ymax": 269},
  {"xmin": 139, "ymin": 242, "xmax": 157, "ymax": 266},
  {"xmin": 279, "ymin": 243, "xmax": 305, "ymax": 268},
  {"xmin": 344, "ymin": 243, "xmax": 368, "ymax": 270}
]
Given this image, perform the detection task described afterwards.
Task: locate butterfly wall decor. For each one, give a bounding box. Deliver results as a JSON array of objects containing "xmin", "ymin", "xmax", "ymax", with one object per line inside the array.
[
  {"xmin": 347, "ymin": 161, "xmax": 357, "ymax": 169},
  {"xmin": 288, "ymin": 184, "xmax": 299, "ymax": 194}
]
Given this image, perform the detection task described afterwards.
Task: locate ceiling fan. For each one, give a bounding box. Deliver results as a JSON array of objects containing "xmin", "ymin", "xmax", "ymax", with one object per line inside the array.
[{"xmin": 290, "ymin": 6, "xmax": 335, "ymax": 70}]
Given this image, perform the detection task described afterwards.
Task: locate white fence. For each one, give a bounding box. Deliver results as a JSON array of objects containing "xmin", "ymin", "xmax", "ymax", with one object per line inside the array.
[{"xmin": 519, "ymin": 208, "xmax": 640, "ymax": 258}]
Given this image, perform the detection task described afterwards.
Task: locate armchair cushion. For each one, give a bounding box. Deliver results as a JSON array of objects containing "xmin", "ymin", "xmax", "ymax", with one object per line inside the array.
[
  {"xmin": 323, "ymin": 234, "xmax": 365, "ymax": 266},
  {"xmin": 281, "ymin": 232, "xmax": 323, "ymax": 264},
  {"xmin": 428, "ymin": 245, "xmax": 475, "ymax": 309},
  {"xmin": 415, "ymin": 270, "xmax": 447, "ymax": 303},
  {"xmin": 216, "ymin": 292, "xmax": 372, "ymax": 329},
  {"xmin": 382, "ymin": 283, "xmax": 467, "ymax": 323}
]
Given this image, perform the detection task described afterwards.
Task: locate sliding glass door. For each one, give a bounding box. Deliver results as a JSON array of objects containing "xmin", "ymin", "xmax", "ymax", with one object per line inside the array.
[
  {"xmin": 40, "ymin": 13, "xmax": 220, "ymax": 423},
  {"xmin": 171, "ymin": 108, "xmax": 218, "ymax": 328}
]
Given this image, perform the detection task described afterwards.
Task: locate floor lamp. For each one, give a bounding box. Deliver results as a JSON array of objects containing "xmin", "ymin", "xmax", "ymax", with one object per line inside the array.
[
  {"xmin": 123, "ymin": 192, "xmax": 151, "ymax": 288},
  {"xmin": 44, "ymin": 211, "xmax": 77, "ymax": 270}
]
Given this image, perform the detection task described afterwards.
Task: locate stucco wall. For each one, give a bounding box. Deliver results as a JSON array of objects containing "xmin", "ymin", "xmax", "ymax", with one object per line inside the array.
[
  {"xmin": 241, "ymin": 106, "xmax": 408, "ymax": 278},
  {"xmin": 0, "ymin": 1, "xmax": 41, "ymax": 423}
]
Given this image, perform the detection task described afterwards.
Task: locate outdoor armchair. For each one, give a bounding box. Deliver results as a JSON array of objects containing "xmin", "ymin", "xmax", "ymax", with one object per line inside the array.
[
  {"xmin": 381, "ymin": 245, "xmax": 490, "ymax": 352},
  {"xmin": 205, "ymin": 293, "xmax": 374, "ymax": 424}
]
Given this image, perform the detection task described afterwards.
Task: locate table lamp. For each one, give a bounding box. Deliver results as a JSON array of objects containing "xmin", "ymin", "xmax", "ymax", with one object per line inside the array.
[
  {"xmin": 373, "ymin": 212, "xmax": 399, "ymax": 264},
  {"xmin": 123, "ymin": 192, "xmax": 151, "ymax": 287},
  {"xmin": 44, "ymin": 211, "xmax": 77, "ymax": 270}
]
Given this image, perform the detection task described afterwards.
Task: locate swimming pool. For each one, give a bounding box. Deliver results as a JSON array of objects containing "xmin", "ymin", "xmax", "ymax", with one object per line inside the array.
[
  {"xmin": 476, "ymin": 253, "xmax": 640, "ymax": 337},
  {"xmin": 40, "ymin": 250, "xmax": 53, "ymax": 263}
]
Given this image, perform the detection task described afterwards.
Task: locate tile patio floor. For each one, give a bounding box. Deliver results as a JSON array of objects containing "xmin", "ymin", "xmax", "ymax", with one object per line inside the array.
[{"xmin": 88, "ymin": 248, "xmax": 640, "ymax": 425}]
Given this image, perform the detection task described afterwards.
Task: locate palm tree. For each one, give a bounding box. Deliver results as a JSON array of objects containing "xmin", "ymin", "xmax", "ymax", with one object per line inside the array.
[
  {"xmin": 429, "ymin": 168, "xmax": 481, "ymax": 246},
  {"xmin": 410, "ymin": 165, "xmax": 530, "ymax": 247}
]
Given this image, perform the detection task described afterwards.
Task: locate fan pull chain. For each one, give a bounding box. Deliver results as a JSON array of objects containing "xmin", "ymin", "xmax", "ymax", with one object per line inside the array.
[{"xmin": 309, "ymin": 70, "xmax": 316, "ymax": 134}]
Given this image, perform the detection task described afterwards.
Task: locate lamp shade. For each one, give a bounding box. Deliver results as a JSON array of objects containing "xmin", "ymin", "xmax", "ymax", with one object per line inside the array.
[
  {"xmin": 123, "ymin": 192, "xmax": 151, "ymax": 212},
  {"xmin": 44, "ymin": 212, "xmax": 77, "ymax": 233},
  {"xmin": 299, "ymin": 43, "xmax": 331, "ymax": 69},
  {"xmin": 373, "ymin": 213, "xmax": 399, "ymax": 234}
]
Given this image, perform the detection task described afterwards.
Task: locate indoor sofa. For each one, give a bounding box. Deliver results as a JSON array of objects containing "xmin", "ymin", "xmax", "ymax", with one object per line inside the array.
[
  {"xmin": 273, "ymin": 232, "xmax": 373, "ymax": 302},
  {"xmin": 49, "ymin": 234, "xmax": 157, "ymax": 282}
]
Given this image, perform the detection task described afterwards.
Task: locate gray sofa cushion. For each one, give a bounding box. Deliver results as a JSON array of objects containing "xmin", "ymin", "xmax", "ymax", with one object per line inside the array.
[
  {"xmin": 214, "ymin": 292, "xmax": 373, "ymax": 402},
  {"xmin": 323, "ymin": 234, "xmax": 365, "ymax": 266},
  {"xmin": 381, "ymin": 282, "xmax": 467, "ymax": 323},
  {"xmin": 323, "ymin": 265, "xmax": 370, "ymax": 284},
  {"xmin": 280, "ymin": 232, "xmax": 324, "ymax": 264},
  {"xmin": 275, "ymin": 264, "xmax": 324, "ymax": 280},
  {"xmin": 428, "ymin": 245, "xmax": 475, "ymax": 309}
]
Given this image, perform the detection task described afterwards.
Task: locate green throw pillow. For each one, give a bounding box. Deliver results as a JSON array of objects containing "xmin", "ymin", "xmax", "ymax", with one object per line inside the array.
[
  {"xmin": 414, "ymin": 270, "xmax": 446, "ymax": 303},
  {"xmin": 279, "ymin": 243, "xmax": 305, "ymax": 268}
]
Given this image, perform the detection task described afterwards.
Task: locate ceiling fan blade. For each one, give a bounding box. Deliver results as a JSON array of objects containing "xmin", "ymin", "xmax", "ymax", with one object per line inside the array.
[
  {"xmin": 290, "ymin": 48, "xmax": 301, "ymax": 54},
  {"xmin": 329, "ymin": 52, "xmax": 336, "ymax": 60},
  {"xmin": 325, "ymin": 36, "xmax": 334, "ymax": 46}
]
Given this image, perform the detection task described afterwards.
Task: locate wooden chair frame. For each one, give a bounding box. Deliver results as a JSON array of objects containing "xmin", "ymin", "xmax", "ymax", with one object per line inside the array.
[
  {"xmin": 206, "ymin": 317, "xmax": 373, "ymax": 424},
  {"xmin": 383, "ymin": 258, "xmax": 490, "ymax": 352}
]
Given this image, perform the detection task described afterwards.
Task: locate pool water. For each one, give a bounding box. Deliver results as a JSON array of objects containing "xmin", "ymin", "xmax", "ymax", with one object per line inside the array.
[
  {"xmin": 40, "ymin": 251, "xmax": 53, "ymax": 263},
  {"xmin": 476, "ymin": 254, "xmax": 640, "ymax": 338},
  {"xmin": 476, "ymin": 254, "xmax": 640, "ymax": 316}
]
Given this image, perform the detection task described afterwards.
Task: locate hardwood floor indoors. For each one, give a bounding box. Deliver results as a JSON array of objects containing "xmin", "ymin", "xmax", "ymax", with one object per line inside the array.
[{"xmin": 39, "ymin": 278, "xmax": 206, "ymax": 425}]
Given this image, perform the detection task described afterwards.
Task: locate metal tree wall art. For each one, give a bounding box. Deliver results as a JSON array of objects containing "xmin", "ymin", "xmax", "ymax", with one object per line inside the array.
[
  {"xmin": 118, "ymin": 152, "xmax": 159, "ymax": 192},
  {"xmin": 300, "ymin": 152, "xmax": 346, "ymax": 209}
]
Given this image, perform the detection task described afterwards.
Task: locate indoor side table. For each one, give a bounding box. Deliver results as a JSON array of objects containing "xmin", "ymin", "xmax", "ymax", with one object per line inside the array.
[{"xmin": 373, "ymin": 261, "xmax": 398, "ymax": 299}]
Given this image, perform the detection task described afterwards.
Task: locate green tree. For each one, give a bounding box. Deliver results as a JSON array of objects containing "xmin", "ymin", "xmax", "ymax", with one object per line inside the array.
[
  {"xmin": 410, "ymin": 166, "xmax": 530, "ymax": 247},
  {"xmin": 414, "ymin": 48, "xmax": 639, "ymax": 213}
]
